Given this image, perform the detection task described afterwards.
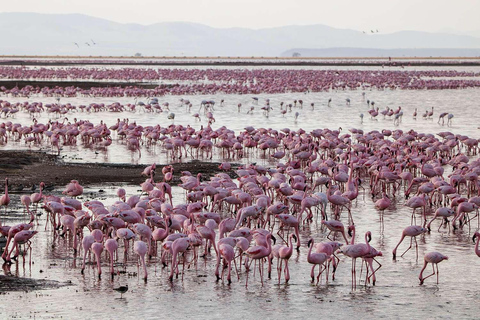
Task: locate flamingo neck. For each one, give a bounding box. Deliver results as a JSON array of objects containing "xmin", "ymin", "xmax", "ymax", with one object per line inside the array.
[
  {"xmin": 364, "ymin": 233, "xmax": 371, "ymax": 250},
  {"xmin": 476, "ymin": 236, "xmax": 480, "ymax": 255}
]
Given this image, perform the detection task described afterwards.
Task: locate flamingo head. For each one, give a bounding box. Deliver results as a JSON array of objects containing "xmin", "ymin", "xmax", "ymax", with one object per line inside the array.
[
  {"xmin": 307, "ymin": 238, "xmax": 313, "ymax": 248},
  {"xmin": 347, "ymin": 225, "xmax": 355, "ymax": 237},
  {"xmin": 473, "ymin": 232, "xmax": 480, "ymax": 243},
  {"xmin": 366, "ymin": 231, "xmax": 372, "ymax": 243}
]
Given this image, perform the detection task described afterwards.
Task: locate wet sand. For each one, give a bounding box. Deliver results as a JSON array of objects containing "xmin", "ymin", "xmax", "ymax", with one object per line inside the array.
[
  {"xmin": 0, "ymin": 150, "xmax": 236, "ymax": 191},
  {"xmin": 0, "ymin": 275, "xmax": 71, "ymax": 292}
]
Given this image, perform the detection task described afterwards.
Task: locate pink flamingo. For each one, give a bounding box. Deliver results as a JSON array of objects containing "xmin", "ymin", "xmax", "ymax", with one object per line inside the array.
[
  {"xmin": 405, "ymin": 194, "xmax": 427, "ymax": 226},
  {"xmin": 21, "ymin": 195, "xmax": 34, "ymax": 224},
  {"xmin": 392, "ymin": 225, "xmax": 427, "ymax": 260},
  {"xmin": 92, "ymin": 242, "xmax": 104, "ymax": 279},
  {"xmin": 30, "ymin": 181, "xmax": 45, "ymax": 212},
  {"xmin": 338, "ymin": 230, "xmax": 372, "ymax": 289},
  {"xmin": 10, "ymin": 230, "xmax": 38, "ymax": 265},
  {"xmin": 307, "ymin": 238, "xmax": 330, "ymax": 285},
  {"xmin": 62, "ymin": 180, "xmax": 83, "ymax": 197},
  {"xmin": 215, "ymin": 243, "xmax": 236, "ymax": 284},
  {"xmin": 315, "ymin": 241, "xmax": 343, "ymax": 280},
  {"xmin": 80, "ymin": 235, "xmax": 95, "ymax": 274},
  {"xmin": 134, "ymin": 240, "xmax": 148, "ymax": 281},
  {"xmin": 473, "ymin": 231, "xmax": 480, "ymax": 257},
  {"xmin": 117, "ymin": 188, "xmax": 126, "ymax": 201},
  {"xmin": 321, "ymin": 220, "xmax": 349, "ymax": 244},
  {"xmin": 426, "ymin": 207, "xmax": 455, "ymax": 232},
  {"xmin": 169, "ymin": 237, "xmax": 190, "ymax": 281},
  {"xmin": 375, "ymin": 192, "xmax": 391, "ymax": 223},
  {"xmin": 419, "ymin": 251, "xmax": 448, "ymax": 285},
  {"xmin": 0, "ymin": 177, "xmax": 10, "ymax": 215},
  {"xmin": 245, "ymin": 233, "xmax": 275, "ymax": 286},
  {"xmin": 271, "ymin": 233, "xmax": 296, "ymax": 283},
  {"xmin": 2, "ymin": 223, "xmax": 33, "ymax": 261},
  {"xmin": 105, "ymin": 238, "xmax": 118, "ymax": 277}
]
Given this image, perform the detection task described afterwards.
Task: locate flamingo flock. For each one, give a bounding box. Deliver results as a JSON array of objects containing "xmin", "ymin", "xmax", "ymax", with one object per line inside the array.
[
  {"xmin": 0, "ymin": 67, "xmax": 479, "ymax": 98},
  {"xmin": 0, "ymin": 60, "xmax": 479, "ymax": 301},
  {"xmin": 2, "ymin": 114, "xmax": 480, "ymax": 289}
]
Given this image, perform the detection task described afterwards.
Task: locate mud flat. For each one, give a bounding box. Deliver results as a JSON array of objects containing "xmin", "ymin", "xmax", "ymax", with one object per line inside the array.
[{"xmin": 0, "ymin": 150, "xmax": 236, "ymax": 191}]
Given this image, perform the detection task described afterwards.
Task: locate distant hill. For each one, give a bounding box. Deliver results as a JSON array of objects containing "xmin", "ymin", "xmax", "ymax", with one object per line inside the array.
[{"xmin": 1, "ymin": 12, "xmax": 480, "ymax": 57}]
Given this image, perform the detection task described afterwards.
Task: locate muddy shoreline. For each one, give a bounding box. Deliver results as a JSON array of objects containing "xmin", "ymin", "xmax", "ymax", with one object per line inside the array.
[{"xmin": 0, "ymin": 150, "xmax": 236, "ymax": 191}]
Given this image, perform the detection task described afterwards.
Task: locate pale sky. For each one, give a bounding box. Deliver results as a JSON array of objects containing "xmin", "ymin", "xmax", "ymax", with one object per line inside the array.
[{"xmin": 2, "ymin": 0, "xmax": 480, "ymax": 34}]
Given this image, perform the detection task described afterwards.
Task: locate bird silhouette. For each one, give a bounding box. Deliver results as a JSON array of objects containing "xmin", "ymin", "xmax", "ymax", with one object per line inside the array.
[
  {"xmin": 113, "ymin": 285, "xmax": 128, "ymax": 298},
  {"xmin": 74, "ymin": 42, "xmax": 79, "ymax": 48},
  {"xmin": 85, "ymin": 42, "xmax": 91, "ymax": 46},
  {"xmin": 91, "ymin": 39, "xmax": 96, "ymax": 45}
]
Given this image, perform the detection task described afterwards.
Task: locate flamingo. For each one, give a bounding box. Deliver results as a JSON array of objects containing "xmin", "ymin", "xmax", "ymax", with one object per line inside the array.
[
  {"xmin": 0, "ymin": 177, "xmax": 10, "ymax": 215},
  {"xmin": 392, "ymin": 225, "xmax": 427, "ymax": 260},
  {"xmin": 215, "ymin": 243, "xmax": 236, "ymax": 284},
  {"xmin": 245, "ymin": 233, "xmax": 275, "ymax": 286},
  {"xmin": 271, "ymin": 233, "xmax": 296, "ymax": 283},
  {"xmin": 80, "ymin": 235, "xmax": 95, "ymax": 274},
  {"xmin": 92, "ymin": 242, "xmax": 104, "ymax": 279},
  {"xmin": 338, "ymin": 230, "xmax": 372, "ymax": 289},
  {"xmin": 105, "ymin": 238, "xmax": 118, "ymax": 277},
  {"xmin": 419, "ymin": 251, "xmax": 448, "ymax": 285},
  {"xmin": 473, "ymin": 231, "xmax": 480, "ymax": 257},
  {"xmin": 30, "ymin": 181, "xmax": 45, "ymax": 212},
  {"xmin": 169, "ymin": 237, "xmax": 190, "ymax": 281},
  {"xmin": 307, "ymin": 238, "xmax": 330, "ymax": 285},
  {"xmin": 134, "ymin": 240, "xmax": 148, "ymax": 281}
]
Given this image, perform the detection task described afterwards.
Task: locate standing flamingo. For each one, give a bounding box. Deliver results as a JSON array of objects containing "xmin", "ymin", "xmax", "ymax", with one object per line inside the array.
[
  {"xmin": 419, "ymin": 252, "xmax": 448, "ymax": 285},
  {"xmin": 30, "ymin": 181, "xmax": 45, "ymax": 212},
  {"xmin": 307, "ymin": 238, "xmax": 330, "ymax": 285},
  {"xmin": 215, "ymin": 243, "xmax": 236, "ymax": 284},
  {"xmin": 105, "ymin": 238, "xmax": 118, "ymax": 278},
  {"xmin": 392, "ymin": 225, "xmax": 427, "ymax": 260},
  {"xmin": 169, "ymin": 237, "xmax": 190, "ymax": 281},
  {"xmin": 92, "ymin": 242, "xmax": 104, "ymax": 279},
  {"xmin": 134, "ymin": 240, "xmax": 148, "ymax": 281},
  {"xmin": 80, "ymin": 235, "xmax": 95, "ymax": 274},
  {"xmin": 271, "ymin": 234, "xmax": 296, "ymax": 283},
  {"xmin": 338, "ymin": 231, "xmax": 372, "ymax": 289},
  {"xmin": 0, "ymin": 178, "xmax": 10, "ymax": 215},
  {"xmin": 245, "ymin": 233, "xmax": 275, "ymax": 286}
]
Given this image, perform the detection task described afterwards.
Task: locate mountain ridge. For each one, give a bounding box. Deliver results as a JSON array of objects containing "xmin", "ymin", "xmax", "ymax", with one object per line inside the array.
[{"xmin": 1, "ymin": 12, "xmax": 479, "ymax": 56}]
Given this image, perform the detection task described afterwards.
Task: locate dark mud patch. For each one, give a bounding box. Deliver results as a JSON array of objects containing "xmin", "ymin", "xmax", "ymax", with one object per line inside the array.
[
  {"xmin": 0, "ymin": 275, "xmax": 72, "ymax": 292},
  {"xmin": 0, "ymin": 150, "xmax": 239, "ymax": 191}
]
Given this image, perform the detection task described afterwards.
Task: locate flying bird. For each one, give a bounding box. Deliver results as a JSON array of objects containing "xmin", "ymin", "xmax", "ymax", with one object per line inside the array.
[
  {"xmin": 74, "ymin": 42, "xmax": 79, "ymax": 48},
  {"xmin": 91, "ymin": 39, "xmax": 96, "ymax": 45},
  {"xmin": 85, "ymin": 42, "xmax": 91, "ymax": 46}
]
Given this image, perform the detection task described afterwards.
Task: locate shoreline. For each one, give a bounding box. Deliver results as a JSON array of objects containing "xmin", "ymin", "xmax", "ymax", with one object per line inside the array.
[{"xmin": 0, "ymin": 150, "xmax": 235, "ymax": 191}]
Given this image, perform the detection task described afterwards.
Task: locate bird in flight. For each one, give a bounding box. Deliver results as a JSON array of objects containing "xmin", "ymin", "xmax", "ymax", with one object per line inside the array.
[
  {"xmin": 85, "ymin": 42, "xmax": 91, "ymax": 46},
  {"xmin": 74, "ymin": 42, "xmax": 79, "ymax": 48},
  {"xmin": 91, "ymin": 39, "xmax": 97, "ymax": 45}
]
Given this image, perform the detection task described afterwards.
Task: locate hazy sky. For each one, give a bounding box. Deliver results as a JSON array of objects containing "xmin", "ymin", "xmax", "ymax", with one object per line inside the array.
[{"xmin": 2, "ymin": 0, "xmax": 479, "ymax": 34}]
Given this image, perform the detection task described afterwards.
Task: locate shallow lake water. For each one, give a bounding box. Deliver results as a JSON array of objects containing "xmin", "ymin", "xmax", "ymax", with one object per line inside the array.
[{"xmin": 1, "ymin": 64, "xmax": 480, "ymax": 319}]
